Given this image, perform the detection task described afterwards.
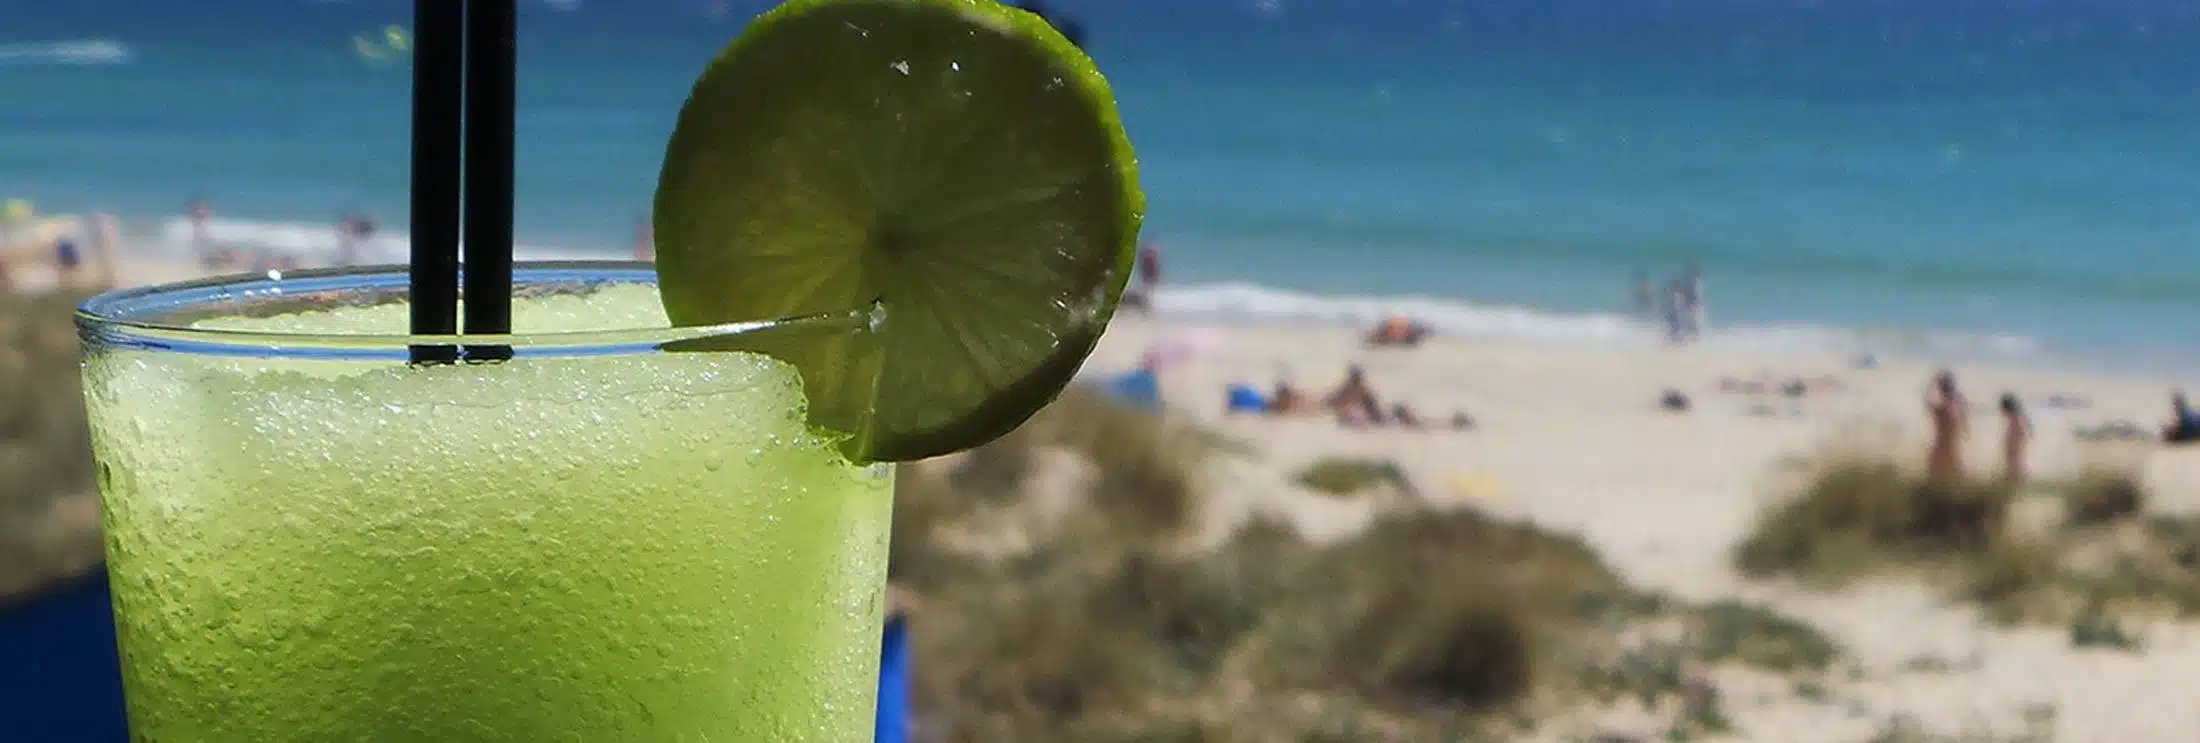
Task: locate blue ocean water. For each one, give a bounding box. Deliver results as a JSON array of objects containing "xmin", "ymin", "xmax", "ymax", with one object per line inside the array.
[{"xmin": 4, "ymin": 0, "xmax": 2198, "ymax": 369}]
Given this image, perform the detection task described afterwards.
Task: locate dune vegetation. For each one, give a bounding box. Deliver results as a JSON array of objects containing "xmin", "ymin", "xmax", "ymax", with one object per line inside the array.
[
  {"xmin": 895, "ymin": 387, "xmax": 1841, "ymax": 741},
  {"xmin": 1736, "ymin": 446, "xmax": 2198, "ymax": 640},
  {"xmin": 0, "ymin": 292, "xmax": 102, "ymax": 602}
]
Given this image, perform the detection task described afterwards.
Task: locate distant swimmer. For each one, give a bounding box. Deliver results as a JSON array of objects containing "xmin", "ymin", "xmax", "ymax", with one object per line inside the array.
[{"xmin": 1018, "ymin": 0, "xmax": 1086, "ymax": 48}]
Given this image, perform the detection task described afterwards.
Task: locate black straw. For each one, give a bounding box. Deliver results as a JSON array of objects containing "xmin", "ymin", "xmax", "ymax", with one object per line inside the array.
[
  {"xmin": 408, "ymin": 0, "xmax": 465, "ymax": 364},
  {"xmin": 462, "ymin": 0, "xmax": 517, "ymax": 360}
]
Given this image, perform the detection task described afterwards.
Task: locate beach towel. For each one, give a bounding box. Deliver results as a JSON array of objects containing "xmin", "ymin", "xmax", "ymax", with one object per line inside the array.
[
  {"xmin": 1106, "ymin": 369, "xmax": 1163, "ymax": 411},
  {"xmin": 1225, "ymin": 383, "xmax": 1268, "ymax": 414},
  {"xmin": 876, "ymin": 615, "xmax": 912, "ymax": 743}
]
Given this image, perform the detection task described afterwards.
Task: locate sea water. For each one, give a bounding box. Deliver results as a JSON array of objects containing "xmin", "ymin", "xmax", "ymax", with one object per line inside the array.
[{"xmin": 9, "ymin": 0, "xmax": 2200, "ymax": 371}]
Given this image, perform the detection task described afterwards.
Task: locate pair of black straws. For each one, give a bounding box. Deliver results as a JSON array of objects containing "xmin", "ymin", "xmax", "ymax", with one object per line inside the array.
[{"xmin": 408, "ymin": 0, "xmax": 517, "ymax": 363}]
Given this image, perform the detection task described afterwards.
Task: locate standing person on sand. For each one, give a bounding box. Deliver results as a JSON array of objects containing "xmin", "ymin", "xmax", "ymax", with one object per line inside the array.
[
  {"xmin": 1123, "ymin": 241, "xmax": 1161, "ymax": 315},
  {"xmin": 336, "ymin": 215, "xmax": 361, "ymax": 267},
  {"xmin": 1662, "ymin": 278, "xmax": 1687, "ymax": 344},
  {"xmin": 91, "ymin": 212, "xmax": 120, "ymax": 289},
  {"xmin": 53, "ymin": 232, "xmax": 83, "ymax": 288},
  {"xmin": 186, "ymin": 194, "xmax": 215, "ymax": 267},
  {"xmin": 2000, "ymin": 393, "xmax": 2030, "ymax": 485},
  {"xmin": 1631, "ymin": 270, "xmax": 1656, "ymax": 319},
  {"xmin": 1925, "ymin": 370, "xmax": 1969, "ymax": 481},
  {"xmin": 1675, "ymin": 262, "xmax": 1705, "ymax": 341}
]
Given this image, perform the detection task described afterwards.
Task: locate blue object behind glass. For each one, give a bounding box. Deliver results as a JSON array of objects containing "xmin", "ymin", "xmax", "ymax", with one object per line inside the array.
[
  {"xmin": 0, "ymin": 569, "xmax": 130, "ymax": 743},
  {"xmin": 876, "ymin": 614, "xmax": 911, "ymax": 743}
]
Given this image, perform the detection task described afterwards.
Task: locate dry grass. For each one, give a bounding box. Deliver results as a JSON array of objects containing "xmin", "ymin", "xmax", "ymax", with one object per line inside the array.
[
  {"xmin": 1735, "ymin": 456, "xmax": 2017, "ymax": 582},
  {"xmin": 1292, "ymin": 457, "xmax": 1410, "ymax": 498},
  {"xmin": 1733, "ymin": 446, "xmax": 2200, "ymax": 634},
  {"xmin": 2062, "ymin": 466, "xmax": 2146, "ymax": 526},
  {"xmin": 900, "ymin": 390, "xmax": 1840, "ymax": 741},
  {"xmin": 0, "ymin": 292, "xmax": 103, "ymax": 604}
]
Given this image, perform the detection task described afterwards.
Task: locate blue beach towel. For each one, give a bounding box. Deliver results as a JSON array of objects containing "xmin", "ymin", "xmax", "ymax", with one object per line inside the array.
[
  {"xmin": 1104, "ymin": 369, "xmax": 1162, "ymax": 411},
  {"xmin": 1225, "ymin": 383, "xmax": 1268, "ymax": 414}
]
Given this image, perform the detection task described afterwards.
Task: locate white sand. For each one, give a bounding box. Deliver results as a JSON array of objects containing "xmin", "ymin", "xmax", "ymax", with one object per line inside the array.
[{"xmin": 1087, "ymin": 316, "xmax": 2200, "ymax": 742}]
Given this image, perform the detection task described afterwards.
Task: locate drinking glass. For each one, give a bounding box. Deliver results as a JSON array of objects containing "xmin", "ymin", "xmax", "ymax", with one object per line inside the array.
[{"xmin": 77, "ymin": 262, "xmax": 892, "ymax": 742}]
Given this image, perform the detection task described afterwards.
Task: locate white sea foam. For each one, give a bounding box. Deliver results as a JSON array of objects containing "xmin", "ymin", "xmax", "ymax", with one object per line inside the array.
[
  {"xmin": 0, "ymin": 39, "xmax": 132, "ymax": 66},
  {"xmin": 150, "ymin": 216, "xmax": 596, "ymax": 267},
  {"xmin": 1149, "ymin": 281, "xmax": 2042, "ymax": 361},
  {"xmin": 133, "ymin": 216, "xmax": 2042, "ymax": 363}
]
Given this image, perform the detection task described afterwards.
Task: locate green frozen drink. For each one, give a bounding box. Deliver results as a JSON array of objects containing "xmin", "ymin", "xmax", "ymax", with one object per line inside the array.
[
  {"xmin": 77, "ymin": 0, "xmax": 1140, "ymax": 740},
  {"xmin": 80, "ymin": 268, "xmax": 893, "ymax": 742}
]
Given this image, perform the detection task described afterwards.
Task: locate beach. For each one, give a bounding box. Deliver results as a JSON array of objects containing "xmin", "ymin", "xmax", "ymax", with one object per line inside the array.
[{"xmin": 1072, "ymin": 314, "xmax": 2200, "ymax": 742}]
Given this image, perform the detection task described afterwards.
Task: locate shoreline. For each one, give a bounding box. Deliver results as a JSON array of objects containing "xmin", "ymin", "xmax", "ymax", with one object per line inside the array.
[
  {"xmin": 3, "ymin": 204, "xmax": 2188, "ymax": 377},
  {"xmin": 5, "ymin": 208, "xmax": 2193, "ymax": 381}
]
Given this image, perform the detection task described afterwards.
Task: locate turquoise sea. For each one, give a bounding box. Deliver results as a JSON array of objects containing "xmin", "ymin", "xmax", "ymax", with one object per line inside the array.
[{"xmin": 4, "ymin": 0, "xmax": 2198, "ymax": 371}]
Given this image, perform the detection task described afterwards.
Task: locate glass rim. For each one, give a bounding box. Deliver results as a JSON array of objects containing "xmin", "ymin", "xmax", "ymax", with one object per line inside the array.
[{"xmin": 76, "ymin": 260, "xmax": 876, "ymax": 353}]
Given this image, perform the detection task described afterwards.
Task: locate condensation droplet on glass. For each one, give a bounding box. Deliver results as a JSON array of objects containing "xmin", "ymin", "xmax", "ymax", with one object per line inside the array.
[
  {"xmin": 1044, "ymin": 76, "xmax": 1065, "ymax": 91},
  {"xmin": 703, "ymin": 460, "xmax": 723, "ymax": 473},
  {"xmin": 949, "ymin": 61, "xmax": 961, "ymax": 73},
  {"xmin": 890, "ymin": 60, "xmax": 911, "ymax": 75}
]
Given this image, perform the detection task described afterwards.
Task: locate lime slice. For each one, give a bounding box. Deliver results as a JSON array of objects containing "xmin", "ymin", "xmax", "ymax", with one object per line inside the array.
[{"xmin": 653, "ymin": 0, "xmax": 1142, "ymax": 462}]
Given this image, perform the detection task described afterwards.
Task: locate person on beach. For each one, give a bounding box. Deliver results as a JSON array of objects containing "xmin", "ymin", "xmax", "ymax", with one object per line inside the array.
[
  {"xmin": 1268, "ymin": 379, "xmax": 1316, "ymax": 415},
  {"xmin": 2162, "ymin": 391, "xmax": 2200, "ymax": 444},
  {"xmin": 1662, "ymin": 279, "xmax": 1688, "ymax": 344},
  {"xmin": 1674, "ymin": 262, "xmax": 1705, "ymax": 342},
  {"xmin": 91, "ymin": 213, "xmax": 120, "ymax": 289},
  {"xmin": 1925, "ymin": 370, "xmax": 1969, "ymax": 480},
  {"xmin": 1324, "ymin": 364, "xmax": 1384, "ymax": 426},
  {"xmin": 337, "ymin": 214, "xmax": 379, "ymax": 266},
  {"xmin": 1122, "ymin": 241, "xmax": 1161, "ymax": 315},
  {"xmin": 1632, "ymin": 270, "xmax": 1656, "ymax": 319},
  {"xmin": 336, "ymin": 215, "xmax": 362, "ymax": 267},
  {"xmin": 1364, "ymin": 315, "xmax": 1429, "ymax": 348},
  {"xmin": 186, "ymin": 195, "xmax": 218, "ymax": 268},
  {"xmin": 53, "ymin": 234, "xmax": 83, "ymax": 288},
  {"xmin": 2000, "ymin": 393, "xmax": 2031, "ymax": 485}
]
